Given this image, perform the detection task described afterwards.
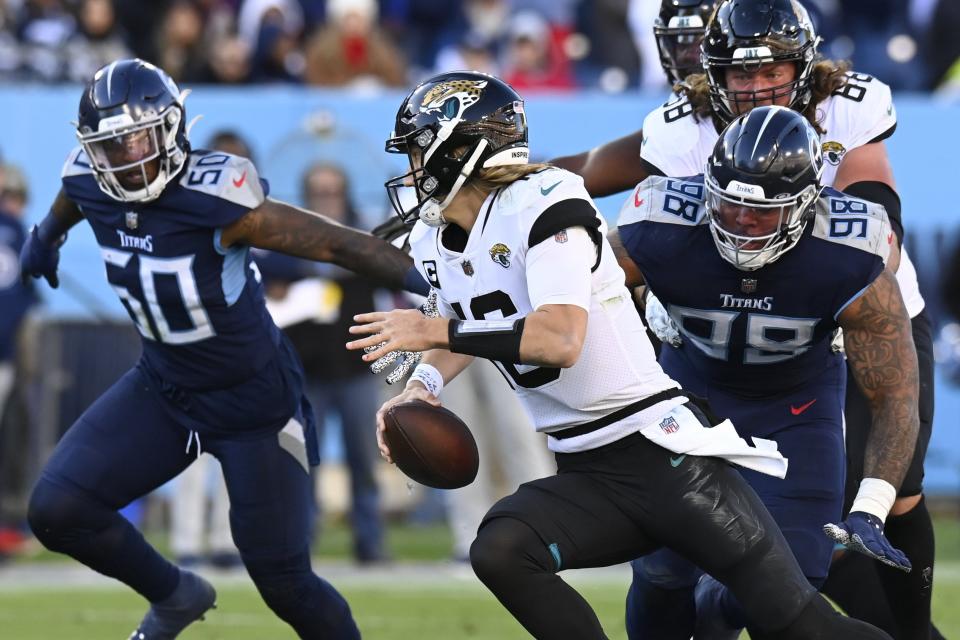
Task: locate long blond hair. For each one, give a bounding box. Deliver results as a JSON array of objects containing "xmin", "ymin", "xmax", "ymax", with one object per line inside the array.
[{"xmin": 681, "ymin": 59, "xmax": 852, "ymax": 134}]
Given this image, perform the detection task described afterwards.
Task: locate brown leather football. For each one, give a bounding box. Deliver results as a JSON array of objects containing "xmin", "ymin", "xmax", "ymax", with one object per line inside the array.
[{"xmin": 383, "ymin": 400, "xmax": 479, "ymax": 489}]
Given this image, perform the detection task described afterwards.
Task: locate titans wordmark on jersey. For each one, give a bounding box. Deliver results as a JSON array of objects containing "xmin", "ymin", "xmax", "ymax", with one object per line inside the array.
[
  {"xmin": 61, "ymin": 147, "xmax": 280, "ymax": 389},
  {"xmin": 617, "ymin": 176, "xmax": 892, "ymax": 397},
  {"xmin": 638, "ymin": 71, "xmax": 923, "ymax": 317},
  {"xmin": 409, "ymin": 167, "xmax": 681, "ymax": 452}
]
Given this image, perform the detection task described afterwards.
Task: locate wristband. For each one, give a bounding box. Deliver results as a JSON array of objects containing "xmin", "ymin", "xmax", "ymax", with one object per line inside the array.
[
  {"xmin": 850, "ymin": 477, "xmax": 897, "ymax": 523},
  {"xmin": 408, "ymin": 363, "xmax": 444, "ymax": 397},
  {"xmin": 448, "ymin": 318, "xmax": 525, "ymax": 363}
]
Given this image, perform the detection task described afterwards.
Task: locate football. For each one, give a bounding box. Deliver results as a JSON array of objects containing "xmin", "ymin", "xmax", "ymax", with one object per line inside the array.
[{"xmin": 383, "ymin": 400, "xmax": 479, "ymax": 489}]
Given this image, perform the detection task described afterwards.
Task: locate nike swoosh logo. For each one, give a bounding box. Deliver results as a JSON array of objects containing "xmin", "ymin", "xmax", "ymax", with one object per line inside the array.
[
  {"xmin": 634, "ymin": 187, "xmax": 644, "ymax": 208},
  {"xmin": 790, "ymin": 398, "xmax": 817, "ymax": 415},
  {"xmin": 232, "ymin": 171, "xmax": 247, "ymax": 188},
  {"xmin": 670, "ymin": 455, "xmax": 686, "ymax": 467},
  {"xmin": 540, "ymin": 181, "xmax": 562, "ymax": 196}
]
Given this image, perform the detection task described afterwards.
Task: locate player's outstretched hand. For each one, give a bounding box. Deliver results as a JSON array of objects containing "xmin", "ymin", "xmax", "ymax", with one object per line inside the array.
[
  {"xmin": 20, "ymin": 225, "xmax": 64, "ymax": 288},
  {"xmin": 347, "ymin": 288, "xmax": 448, "ymax": 362},
  {"xmin": 823, "ymin": 512, "xmax": 912, "ymax": 572},
  {"xmin": 364, "ymin": 290, "xmax": 440, "ymax": 384},
  {"xmin": 374, "ymin": 384, "xmax": 441, "ymax": 463},
  {"xmin": 645, "ymin": 291, "xmax": 682, "ymax": 347}
]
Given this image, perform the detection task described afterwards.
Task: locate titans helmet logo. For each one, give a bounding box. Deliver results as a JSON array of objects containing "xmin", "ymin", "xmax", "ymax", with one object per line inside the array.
[{"xmin": 420, "ymin": 79, "xmax": 488, "ymax": 122}]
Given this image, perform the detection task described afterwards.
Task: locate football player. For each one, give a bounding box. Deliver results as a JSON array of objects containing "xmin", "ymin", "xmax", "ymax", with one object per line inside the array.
[
  {"xmin": 612, "ymin": 104, "xmax": 918, "ymax": 639},
  {"xmin": 18, "ymin": 59, "xmax": 427, "ymax": 640},
  {"xmin": 347, "ymin": 71, "xmax": 893, "ymax": 640},
  {"xmin": 552, "ymin": 1, "xmax": 939, "ymax": 638}
]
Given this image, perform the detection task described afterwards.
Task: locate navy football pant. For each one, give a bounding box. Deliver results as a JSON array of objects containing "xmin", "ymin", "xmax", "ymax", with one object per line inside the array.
[
  {"xmin": 626, "ymin": 351, "xmax": 846, "ymax": 638},
  {"xmin": 27, "ymin": 365, "xmax": 359, "ymax": 639}
]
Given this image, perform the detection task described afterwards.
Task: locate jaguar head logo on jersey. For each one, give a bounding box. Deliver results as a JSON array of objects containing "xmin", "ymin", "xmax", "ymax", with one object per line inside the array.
[
  {"xmin": 76, "ymin": 59, "xmax": 191, "ymax": 203},
  {"xmin": 385, "ymin": 72, "xmax": 529, "ymax": 229},
  {"xmin": 822, "ymin": 141, "xmax": 847, "ymax": 166},
  {"xmin": 489, "ymin": 243, "xmax": 511, "ymax": 268}
]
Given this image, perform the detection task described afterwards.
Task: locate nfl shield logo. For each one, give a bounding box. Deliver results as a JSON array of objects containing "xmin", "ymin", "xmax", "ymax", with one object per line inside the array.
[
  {"xmin": 659, "ymin": 416, "xmax": 680, "ymax": 434},
  {"xmin": 740, "ymin": 278, "xmax": 758, "ymax": 293},
  {"xmin": 125, "ymin": 211, "xmax": 139, "ymax": 230},
  {"xmin": 554, "ymin": 229, "xmax": 568, "ymax": 243},
  {"xmin": 461, "ymin": 260, "xmax": 474, "ymax": 276}
]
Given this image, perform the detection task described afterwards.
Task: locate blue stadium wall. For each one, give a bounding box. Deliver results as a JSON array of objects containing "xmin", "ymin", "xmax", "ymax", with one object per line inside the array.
[{"xmin": 5, "ymin": 87, "xmax": 960, "ymax": 494}]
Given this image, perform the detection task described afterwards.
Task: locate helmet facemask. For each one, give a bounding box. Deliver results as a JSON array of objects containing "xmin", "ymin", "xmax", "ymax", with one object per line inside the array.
[
  {"xmin": 385, "ymin": 127, "xmax": 492, "ymax": 228},
  {"xmin": 706, "ymin": 173, "xmax": 818, "ymax": 270},
  {"xmin": 78, "ymin": 104, "xmax": 185, "ymax": 203},
  {"xmin": 704, "ymin": 43, "xmax": 818, "ymax": 123}
]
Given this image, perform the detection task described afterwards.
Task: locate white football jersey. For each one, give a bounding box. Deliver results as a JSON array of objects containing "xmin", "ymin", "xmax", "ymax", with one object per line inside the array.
[
  {"xmin": 639, "ymin": 72, "xmax": 924, "ymax": 316},
  {"xmin": 409, "ymin": 167, "xmax": 683, "ymax": 453}
]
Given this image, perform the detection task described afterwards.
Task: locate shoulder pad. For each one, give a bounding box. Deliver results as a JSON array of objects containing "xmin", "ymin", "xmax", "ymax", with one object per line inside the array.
[
  {"xmin": 811, "ymin": 191, "xmax": 892, "ymax": 263},
  {"xmin": 499, "ymin": 168, "xmax": 602, "ymax": 240},
  {"xmin": 640, "ymin": 97, "xmax": 710, "ymax": 176},
  {"xmin": 496, "ymin": 167, "xmax": 586, "ymax": 217},
  {"xmin": 179, "ymin": 151, "xmax": 265, "ymax": 210},
  {"xmin": 823, "ymin": 72, "xmax": 896, "ymax": 147},
  {"xmin": 617, "ymin": 175, "xmax": 707, "ymax": 228},
  {"xmin": 61, "ymin": 146, "xmax": 94, "ymax": 179}
]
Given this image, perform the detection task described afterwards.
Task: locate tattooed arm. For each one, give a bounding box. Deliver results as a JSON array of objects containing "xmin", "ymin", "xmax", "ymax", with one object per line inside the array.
[
  {"xmin": 838, "ymin": 268, "xmax": 919, "ymax": 488},
  {"xmin": 219, "ymin": 197, "xmax": 414, "ymax": 289}
]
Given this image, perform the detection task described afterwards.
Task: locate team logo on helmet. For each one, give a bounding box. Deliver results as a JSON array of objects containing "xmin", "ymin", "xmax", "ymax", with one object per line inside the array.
[
  {"xmin": 822, "ymin": 141, "xmax": 847, "ymax": 166},
  {"xmin": 489, "ymin": 243, "xmax": 511, "ymax": 268},
  {"xmin": 420, "ymin": 80, "xmax": 487, "ymax": 122}
]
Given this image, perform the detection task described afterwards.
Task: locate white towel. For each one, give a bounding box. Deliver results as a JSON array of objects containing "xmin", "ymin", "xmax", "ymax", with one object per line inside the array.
[{"xmin": 640, "ymin": 403, "xmax": 789, "ymax": 479}]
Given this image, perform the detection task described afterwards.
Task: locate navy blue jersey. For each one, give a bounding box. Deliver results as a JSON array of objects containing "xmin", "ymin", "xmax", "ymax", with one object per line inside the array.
[
  {"xmin": 62, "ymin": 147, "xmax": 280, "ymax": 389},
  {"xmin": 617, "ymin": 176, "xmax": 892, "ymax": 396}
]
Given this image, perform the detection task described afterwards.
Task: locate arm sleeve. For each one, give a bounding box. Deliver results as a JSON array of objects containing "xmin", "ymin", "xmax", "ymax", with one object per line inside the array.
[{"xmin": 526, "ymin": 226, "xmax": 595, "ymax": 311}]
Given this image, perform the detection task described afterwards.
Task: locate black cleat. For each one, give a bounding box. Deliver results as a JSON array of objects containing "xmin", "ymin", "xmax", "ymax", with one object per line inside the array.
[{"xmin": 129, "ymin": 569, "xmax": 216, "ymax": 639}]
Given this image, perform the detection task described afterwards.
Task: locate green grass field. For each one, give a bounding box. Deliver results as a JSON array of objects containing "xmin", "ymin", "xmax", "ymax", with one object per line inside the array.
[{"xmin": 0, "ymin": 518, "xmax": 958, "ymax": 639}]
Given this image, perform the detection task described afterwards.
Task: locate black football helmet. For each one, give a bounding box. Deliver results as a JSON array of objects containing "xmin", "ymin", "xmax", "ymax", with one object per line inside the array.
[
  {"xmin": 706, "ymin": 105, "xmax": 823, "ymax": 270},
  {"xmin": 76, "ymin": 59, "xmax": 189, "ymax": 202},
  {"xmin": 701, "ymin": 0, "xmax": 820, "ymax": 123},
  {"xmin": 384, "ymin": 71, "xmax": 529, "ymax": 227},
  {"xmin": 655, "ymin": 0, "xmax": 718, "ymax": 86}
]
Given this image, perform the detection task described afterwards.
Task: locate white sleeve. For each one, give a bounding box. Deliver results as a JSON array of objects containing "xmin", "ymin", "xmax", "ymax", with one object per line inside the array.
[{"xmin": 525, "ymin": 227, "xmax": 595, "ymax": 311}]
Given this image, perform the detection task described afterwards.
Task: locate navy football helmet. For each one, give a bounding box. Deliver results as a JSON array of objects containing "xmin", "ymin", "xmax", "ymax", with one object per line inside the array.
[
  {"xmin": 706, "ymin": 105, "xmax": 823, "ymax": 270},
  {"xmin": 702, "ymin": 0, "xmax": 820, "ymax": 123},
  {"xmin": 76, "ymin": 59, "xmax": 189, "ymax": 202},
  {"xmin": 384, "ymin": 71, "xmax": 529, "ymax": 227},
  {"xmin": 655, "ymin": 0, "xmax": 717, "ymax": 86}
]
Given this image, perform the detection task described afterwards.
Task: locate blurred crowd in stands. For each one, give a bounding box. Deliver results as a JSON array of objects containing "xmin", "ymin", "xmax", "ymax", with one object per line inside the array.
[{"xmin": 1, "ymin": 0, "xmax": 960, "ymax": 93}]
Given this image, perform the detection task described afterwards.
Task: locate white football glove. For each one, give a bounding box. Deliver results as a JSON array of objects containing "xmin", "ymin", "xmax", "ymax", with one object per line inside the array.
[
  {"xmin": 645, "ymin": 291, "xmax": 683, "ymax": 347},
  {"xmin": 830, "ymin": 328, "xmax": 845, "ymax": 354},
  {"xmin": 367, "ymin": 289, "xmax": 440, "ymax": 384}
]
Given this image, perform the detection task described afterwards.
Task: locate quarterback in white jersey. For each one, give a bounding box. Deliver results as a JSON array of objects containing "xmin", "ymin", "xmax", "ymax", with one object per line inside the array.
[
  {"xmin": 404, "ymin": 166, "xmax": 685, "ymax": 453},
  {"xmin": 347, "ymin": 71, "xmax": 894, "ymax": 640}
]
